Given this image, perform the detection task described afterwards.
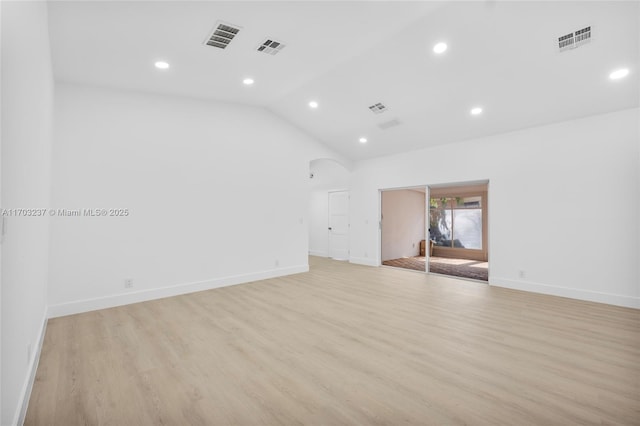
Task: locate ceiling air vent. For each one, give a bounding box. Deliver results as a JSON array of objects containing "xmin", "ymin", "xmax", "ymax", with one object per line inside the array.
[
  {"xmin": 574, "ymin": 26, "xmax": 591, "ymax": 45},
  {"xmin": 378, "ymin": 118, "xmax": 402, "ymax": 130},
  {"xmin": 558, "ymin": 26, "xmax": 591, "ymax": 52},
  {"xmin": 558, "ymin": 33, "xmax": 574, "ymax": 51},
  {"xmin": 204, "ymin": 22, "xmax": 241, "ymax": 49},
  {"xmin": 369, "ymin": 103, "xmax": 387, "ymax": 114},
  {"xmin": 257, "ymin": 39, "xmax": 286, "ymax": 55}
]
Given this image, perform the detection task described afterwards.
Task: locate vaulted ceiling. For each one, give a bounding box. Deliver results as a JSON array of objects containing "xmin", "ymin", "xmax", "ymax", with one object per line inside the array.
[{"xmin": 48, "ymin": 1, "xmax": 639, "ymax": 161}]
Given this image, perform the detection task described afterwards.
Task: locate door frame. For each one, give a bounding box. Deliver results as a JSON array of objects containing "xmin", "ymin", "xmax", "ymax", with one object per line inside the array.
[
  {"xmin": 328, "ymin": 189, "xmax": 349, "ymax": 260},
  {"xmin": 427, "ymin": 180, "xmax": 490, "ymax": 281},
  {"xmin": 378, "ymin": 185, "xmax": 429, "ymax": 272},
  {"xmin": 378, "ymin": 180, "xmax": 490, "ymax": 281}
]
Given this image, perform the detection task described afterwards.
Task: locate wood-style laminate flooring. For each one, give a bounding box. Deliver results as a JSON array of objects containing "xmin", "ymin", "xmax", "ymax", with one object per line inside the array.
[{"xmin": 26, "ymin": 256, "xmax": 640, "ymax": 425}]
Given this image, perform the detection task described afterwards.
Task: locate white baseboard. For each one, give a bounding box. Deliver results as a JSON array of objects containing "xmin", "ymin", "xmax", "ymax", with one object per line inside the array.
[
  {"xmin": 491, "ymin": 277, "xmax": 640, "ymax": 309},
  {"xmin": 308, "ymin": 250, "xmax": 328, "ymax": 257},
  {"xmin": 15, "ymin": 308, "xmax": 48, "ymax": 426},
  {"xmin": 48, "ymin": 265, "xmax": 309, "ymax": 318},
  {"xmin": 349, "ymin": 257, "xmax": 378, "ymax": 267}
]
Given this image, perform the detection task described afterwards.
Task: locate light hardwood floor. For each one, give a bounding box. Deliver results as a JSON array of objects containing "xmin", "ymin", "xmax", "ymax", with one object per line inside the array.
[{"xmin": 26, "ymin": 257, "xmax": 640, "ymax": 425}]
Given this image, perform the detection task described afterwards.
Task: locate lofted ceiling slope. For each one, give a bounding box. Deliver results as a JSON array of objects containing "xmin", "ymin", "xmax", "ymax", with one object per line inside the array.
[{"xmin": 48, "ymin": 1, "xmax": 639, "ymax": 161}]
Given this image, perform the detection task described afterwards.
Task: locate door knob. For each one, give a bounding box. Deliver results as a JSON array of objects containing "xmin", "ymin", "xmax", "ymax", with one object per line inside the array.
[{"xmin": 328, "ymin": 227, "xmax": 332, "ymax": 230}]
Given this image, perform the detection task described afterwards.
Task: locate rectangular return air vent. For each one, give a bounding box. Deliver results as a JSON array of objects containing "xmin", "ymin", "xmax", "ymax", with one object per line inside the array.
[
  {"xmin": 377, "ymin": 118, "xmax": 402, "ymax": 130},
  {"xmin": 204, "ymin": 22, "xmax": 241, "ymax": 49},
  {"xmin": 368, "ymin": 102, "xmax": 387, "ymax": 114},
  {"xmin": 257, "ymin": 39, "xmax": 286, "ymax": 55},
  {"xmin": 558, "ymin": 26, "xmax": 591, "ymax": 52}
]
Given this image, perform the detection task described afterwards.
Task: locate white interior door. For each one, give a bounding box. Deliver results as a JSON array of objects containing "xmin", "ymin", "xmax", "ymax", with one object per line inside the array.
[{"xmin": 328, "ymin": 191, "xmax": 349, "ymax": 260}]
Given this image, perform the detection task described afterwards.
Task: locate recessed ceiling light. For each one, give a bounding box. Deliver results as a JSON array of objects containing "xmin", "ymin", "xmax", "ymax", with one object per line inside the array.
[
  {"xmin": 470, "ymin": 107, "xmax": 483, "ymax": 115},
  {"xmin": 609, "ymin": 68, "xmax": 629, "ymax": 80},
  {"xmin": 154, "ymin": 61, "xmax": 170, "ymax": 70},
  {"xmin": 359, "ymin": 137, "xmax": 368, "ymax": 144},
  {"xmin": 433, "ymin": 42, "xmax": 448, "ymax": 54},
  {"xmin": 308, "ymin": 101, "xmax": 319, "ymax": 109},
  {"xmin": 243, "ymin": 78, "xmax": 254, "ymax": 85}
]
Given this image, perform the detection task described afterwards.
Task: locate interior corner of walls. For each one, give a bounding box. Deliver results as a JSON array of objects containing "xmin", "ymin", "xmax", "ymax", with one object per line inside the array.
[
  {"xmin": 47, "ymin": 264, "xmax": 309, "ymax": 318},
  {"xmin": 490, "ymin": 277, "xmax": 640, "ymax": 309},
  {"xmin": 14, "ymin": 307, "xmax": 48, "ymax": 426}
]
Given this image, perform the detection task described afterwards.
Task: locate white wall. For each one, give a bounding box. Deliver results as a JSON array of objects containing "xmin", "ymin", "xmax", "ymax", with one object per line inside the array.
[
  {"xmin": 48, "ymin": 83, "xmax": 344, "ymax": 316},
  {"xmin": 381, "ymin": 189, "xmax": 425, "ymax": 261},
  {"xmin": 308, "ymin": 191, "xmax": 330, "ymax": 256},
  {"xmin": 350, "ymin": 108, "xmax": 640, "ymax": 308},
  {"xmin": 1, "ymin": 1, "xmax": 54, "ymax": 424},
  {"xmin": 308, "ymin": 159, "xmax": 350, "ymax": 257},
  {"xmin": 0, "ymin": 44, "xmax": 2, "ymax": 426}
]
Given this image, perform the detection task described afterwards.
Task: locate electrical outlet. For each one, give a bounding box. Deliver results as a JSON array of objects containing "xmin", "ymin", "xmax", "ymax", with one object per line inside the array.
[
  {"xmin": 275, "ymin": 259, "xmax": 280, "ymax": 267},
  {"xmin": 364, "ymin": 252, "xmax": 368, "ymax": 258},
  {"xmin": 124, "ymin": 278, "xmax": 133, "ymax": 288},
  {"xmin": 518, "ymin": 270, "xmax": 526, "ymax": 279},
  {"xmin": 412, "ymin": 243, "xmax": 415, "ymax": 248}
]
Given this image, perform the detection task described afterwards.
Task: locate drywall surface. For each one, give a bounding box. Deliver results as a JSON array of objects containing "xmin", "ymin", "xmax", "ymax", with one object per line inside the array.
[
  {"xmin": 48, "ymin": 83, "xmax": 344, "ymax": 315},
  {"xmin": 1, "ymin": 1, "xmax": 54, "ymax": 424},
  {"xmin": 350, "ymin": 108, "xmax": 640, "ymax": 308},
  {"xmin": 381, "ymin": 190, "xmax": 425, "ymax": 261},
  {"xmin": 308, "ymin": 191, "xmax": 330, "ymax": 257},
  {"xmin": 308, "ymin": 159, "xmax": 350, "ymax": 257}
]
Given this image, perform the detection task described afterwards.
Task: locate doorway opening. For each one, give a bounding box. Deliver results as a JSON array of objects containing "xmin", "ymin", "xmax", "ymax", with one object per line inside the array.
[
  {"xmin": 308, "ymin": 159, "xmax": 350, "ymax": 261},
  {"xmin": 428, "ymin": 182, "xmax": 489, "ymax": 281},
  {"xmin": 380, "ymin": 187, "xmax": 427, "ymax": 272},
  {"xmin": 328, "ymin": 190, "xmax": 349, "ymax": 260},
  {"xmin": 379, "ymin": 181, "xmax": 489, "ymax": 282}
]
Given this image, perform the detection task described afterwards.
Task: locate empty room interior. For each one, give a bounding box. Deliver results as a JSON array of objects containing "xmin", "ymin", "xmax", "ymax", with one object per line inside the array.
[{"xmin": 2, "ymin": 1, "xmax": 640, "ymax": 425}]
